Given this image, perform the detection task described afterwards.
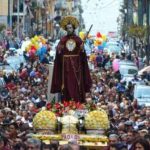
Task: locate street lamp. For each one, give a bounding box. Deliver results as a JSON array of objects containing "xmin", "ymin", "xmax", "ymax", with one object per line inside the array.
[
  {"xmin": 146, "ymin": 0, "xmax": 150, "ymax": 64},
  {"xmin": 46, "ymin": 11, "xmax": 49, "ymax": 38},
  {"xmin": 17, "ymin": 0, "xmax": 20, "ymax": 38}
]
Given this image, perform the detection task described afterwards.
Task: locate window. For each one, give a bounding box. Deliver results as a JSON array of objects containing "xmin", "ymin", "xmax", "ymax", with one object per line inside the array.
[{"xmin": 13, "ymin": 0, "xmax": 23, "ymax": 13}]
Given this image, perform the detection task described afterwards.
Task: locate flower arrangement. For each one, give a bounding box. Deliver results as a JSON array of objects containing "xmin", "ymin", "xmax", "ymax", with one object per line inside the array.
[
  {"xmin": 46, "ymin": 100, "xmax": 97, "ymax": 117},
  {"xmin": 33, "ymin": 109, "xmax": 57, "ymax": 131}
]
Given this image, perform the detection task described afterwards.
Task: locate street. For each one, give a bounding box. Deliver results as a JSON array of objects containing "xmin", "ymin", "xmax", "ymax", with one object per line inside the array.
[{"xmin": 0, "ymin": 0, "xmax": 150, "ymax": 150}]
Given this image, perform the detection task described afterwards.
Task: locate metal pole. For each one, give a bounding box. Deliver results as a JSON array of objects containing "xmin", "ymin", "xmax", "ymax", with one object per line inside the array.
[
  {"xmin": 46, "ymin": 15, "xmax": 48, "ymax": 38},
  {"xmin": 138, "ymin": 0, "xmax": 143, "ymax": 26},
  {"xmin": 17, "ymin": 0, "xmax": 20, "ymax": 38},
  {"xmin": 23, "ymin": 1, "xmax": 26, "ymax": 36},
  {"xmin": 146, "ymin": 0, "xmax": 150, "ymax": 65},
  {"xmin": 9, "ymin": 0, "xmax": 13, "ymax": 29},
  {"xmin": 127, "ymin": 0, "xmax": 133, "ymax": 25},
  {"xmin": 8, "ymin": 0, "xmax": 10, "ymax": 28}
]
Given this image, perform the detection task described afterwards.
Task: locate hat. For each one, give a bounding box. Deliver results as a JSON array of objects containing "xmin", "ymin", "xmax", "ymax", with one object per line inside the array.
[
  {"xmin": 4, "ymin": 107, "xmax": 11, "ymax": 112},
  {"xmin": 60, "ymin": 16, "xmax": 79, "ymax": 30},
  {"xmin": 121, "ymin": 134, "xmax": 127, "ymax": 138},
  {"xmin": 109, "ymin": 134, "xmax": 119, "ymax": 139},
  {"xmin": 140, "ymin": 129, "xmax": 148, "ymax": 134}
]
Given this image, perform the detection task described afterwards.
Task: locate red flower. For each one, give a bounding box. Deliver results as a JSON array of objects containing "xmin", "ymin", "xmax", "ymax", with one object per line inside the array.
[
  {"xmin": 76, "ymin": 102, "xmax": 81, "ymax": 109},
  {"xmin": 77, "ymin": 103, "xmax": 85, "ymax": 110},
  {"xmin": 69, "ymin": 101, "xmax": 76, "ymax": 108},
  {"xmin": 46, "ymin": 103, "xmax": 52, "ymax": 110},
  {"xmin": 69, "ymin": 101, "xmax": 74, "ymax": 106},
  {"xmin": 63, "ymin": 101, "xmax": 69, "ymax": 107},
  {"xmin": 55, "ymin": 102, "xmax": 61, "ymax": 109},
  {"xmin": 56, "ymin": 110, "xmax": 63, "ymax": 117}
]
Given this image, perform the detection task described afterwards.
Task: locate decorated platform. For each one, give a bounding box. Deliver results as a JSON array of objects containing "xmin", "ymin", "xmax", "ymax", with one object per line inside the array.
[
  {"xmin": 32, "ymin": 134, "xmax": 108, "ymax": 149},
  {"xmin": 31, "ymin": 102, "xmax": 109, "ymax": 149}
]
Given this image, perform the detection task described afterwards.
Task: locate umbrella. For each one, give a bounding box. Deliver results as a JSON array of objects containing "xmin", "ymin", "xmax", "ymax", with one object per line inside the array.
[{"xmin": 138, "ymin": 66, "xmax": 150, "ymax": 75}]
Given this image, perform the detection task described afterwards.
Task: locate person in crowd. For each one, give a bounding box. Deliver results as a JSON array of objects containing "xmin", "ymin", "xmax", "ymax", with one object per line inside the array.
[
  {"xmin": 144, "ymin": 134, "xmax": 150, "ymax": 145},
  {"xmin": 127, "ymin": 130, "xmax": 135, "ymax": 150},
  {"xmin": 25, "ymin": 138, "xmax": 41, "ymax": 150},
  {"xmin": 58, "ymin": 144, "xmax": 73, "ymax": 150},
  {"xmin": 130, "ymin": 138, "xmax": 150, "ymax": 150},
  {"xmin": 0, "ymin": 133, "xmax": 10, "ymax": 150}
]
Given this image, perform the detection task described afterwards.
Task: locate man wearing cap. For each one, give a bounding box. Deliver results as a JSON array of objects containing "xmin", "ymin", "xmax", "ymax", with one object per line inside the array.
[{"xmin": 51, "ymin": 16, "xmax": 92, "ymax": 103}]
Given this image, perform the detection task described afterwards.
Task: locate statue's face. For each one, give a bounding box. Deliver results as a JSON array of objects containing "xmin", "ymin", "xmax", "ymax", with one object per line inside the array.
[{"xmin": 66, "ymin": 24, "xmax": 74, "ymax": 35}]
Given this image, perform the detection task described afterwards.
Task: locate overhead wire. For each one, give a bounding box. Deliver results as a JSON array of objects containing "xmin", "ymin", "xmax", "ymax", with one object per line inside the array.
[{"xmin": 98, "ymin": 0, "xmax": 118, "ymax": 10}]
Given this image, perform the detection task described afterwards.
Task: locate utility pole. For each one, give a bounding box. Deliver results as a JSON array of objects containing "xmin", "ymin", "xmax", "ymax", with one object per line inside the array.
[
  {"xmin": 8, "ymin": 0, "xmax": 12, "ymax": 29},
  {"xmin": 17, "ymin": 0, "xmax": 20, "ymax": 38},
  {"xmin": 146, "ymin": 0, "xmax": 150, "ymax": 65},
  {"xmin": 138, "ymin": 0, "xmax": 143, "ymax": 26},
  {"xmin": 46, "ymin": 11, "xmax": 48, "ymax": 38},
  {"xmin": 127, "ymin": 0, "xmax": 133, "ymax": 25}
]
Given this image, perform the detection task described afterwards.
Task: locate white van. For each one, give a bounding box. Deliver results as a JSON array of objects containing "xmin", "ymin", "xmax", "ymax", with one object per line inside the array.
[{"xmin": 134, "ymin": 85, "xmax": 150, "ymax": 106}]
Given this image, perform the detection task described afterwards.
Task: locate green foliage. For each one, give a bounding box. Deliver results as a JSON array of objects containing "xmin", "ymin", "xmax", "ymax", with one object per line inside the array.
[
  {"xmin": 0, "ymin": 24, "xmax": 6, "ymax": 33},
  {"xmin": 128, "ymin": 25, "xmax": 148, "ymax": 44}
]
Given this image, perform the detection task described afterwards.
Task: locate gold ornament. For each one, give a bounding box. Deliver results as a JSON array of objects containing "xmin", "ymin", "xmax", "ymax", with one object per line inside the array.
[
  {"xmin": 33, "ymin": 109, "xmax": 56, "ymax": 131},
  {"xmin": 60, "ymin": 16, "xmax": 79, "ymax": 30},
  {"xmin": 66, "ymin": 39, "xmax": 76, "ymax": 51},
  {"xmin": 61, "ymin": 115, "xmax": 78, "ymax": 134},
  {"xmin": 85, "ymin": 109, "xmax": 110, "ymax": 130}
]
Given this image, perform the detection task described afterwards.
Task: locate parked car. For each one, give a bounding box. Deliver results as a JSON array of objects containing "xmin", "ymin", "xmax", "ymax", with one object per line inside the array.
[
  {"xmin": 119, "ymin": 60, "xmax": 137, "ymax": 67},
  {"xmin": 138, "ymin": 65, "xmax": 150, "ymax": 76},
  {"xmin": 134, "ymin": 85, "xmax": 150, "ymax": 106},
  {"xmin": 119, "ymin": 63, "xmax": 138, "ymax": 78}
]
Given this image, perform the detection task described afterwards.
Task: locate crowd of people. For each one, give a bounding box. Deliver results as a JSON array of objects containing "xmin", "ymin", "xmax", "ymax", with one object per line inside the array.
[
  {"xmin": 0, "ymin": 34, "xmax": 150, "ymax": 150},
  {"xmin": 87, "ymin": 50, "xmax": 150, "ymax": 150}
]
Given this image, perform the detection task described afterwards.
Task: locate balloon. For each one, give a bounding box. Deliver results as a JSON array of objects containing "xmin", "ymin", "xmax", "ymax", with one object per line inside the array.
[
  {"xmin": 94, "ymin": 38, "xmax": 103, "ymax": 46},
  {"xmin": 41, "ymin": 39, "xmax": 46, "ymax": 44},
  {"xmin": 38, "ymin": 36, "xmax": 44, "ymax": 42},
  {"xmin": 31, "ymin": 45, "xmax": 36, "ymax": 51},
  {"xmin": 25, "ymin": 46, "xmax": 30, "ymax": 52},
  {"xmin": 94, "ymin": 40, "xmax": 99, "ymax": 46},
  {"xmin": 31, "ymin": 38, "xmax": 36, "ymax": 44},
  {"xmin": 102, "ymin": 41, "xmax": 107, "ymax": 47},
  {"xmin": 79, "ymin": 31, "xmax": 85, "ymax": 40},
  {"xmin": 88, "ymin": 34, "xmax": 92, "ymax": 38},
  {"xmin": 26, "ymin": 44, "xmax": 32, "ymax": 52},
  {"xmin": 98, "ymin": 45, "xmax": 104, "ymax": 50},
  {"xmin": 112, "ymin": 59, "xmax": 119, "ymax": 72},
  {"xmin": 89, "ymin": 53, "xmax": 96, "ymax": 61},
  {"xmin": 96, "ymin": 32, "xmax": 102, "ymax": 38},
  {"xmin": 34, "ymin": 35, "xmax": 39, "ymax": 41},
  {"xmin": 97, "ymin": 38, "xmax": 103, "ymax": 44},
  {"xmin": 34, "ymin": 43, "xmax": 39, "ymax": 50},
  {"xmin": 102, "ymin": 34, "xmax": 107, "ymax": 41}
]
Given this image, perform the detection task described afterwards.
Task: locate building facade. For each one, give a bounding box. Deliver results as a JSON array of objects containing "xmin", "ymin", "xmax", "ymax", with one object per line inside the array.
[
  {"xmin": 0, "ymin": 0, "xmax": 83, "ymax": 38},
  {"xmin": 0, "ymin": 0, "xmax": 8, "ymax": 27}
]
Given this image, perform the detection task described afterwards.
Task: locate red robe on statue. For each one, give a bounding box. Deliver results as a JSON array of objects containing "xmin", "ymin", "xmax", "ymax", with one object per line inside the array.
[{"xmin": 51, "ymin": 34, "xmax": 92, "ymax": 103}]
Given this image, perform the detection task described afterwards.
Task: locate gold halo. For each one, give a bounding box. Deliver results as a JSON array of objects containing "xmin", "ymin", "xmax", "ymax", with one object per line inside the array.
[{"xmin": 60, "ymin": 16, "xmax": 79, "ymax": 30}]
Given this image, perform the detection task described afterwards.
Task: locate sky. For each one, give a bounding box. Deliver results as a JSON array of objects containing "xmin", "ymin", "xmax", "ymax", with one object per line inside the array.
[{"xmin": 81, "ymin": 0, "xmax": 121, "ymax": 35}]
